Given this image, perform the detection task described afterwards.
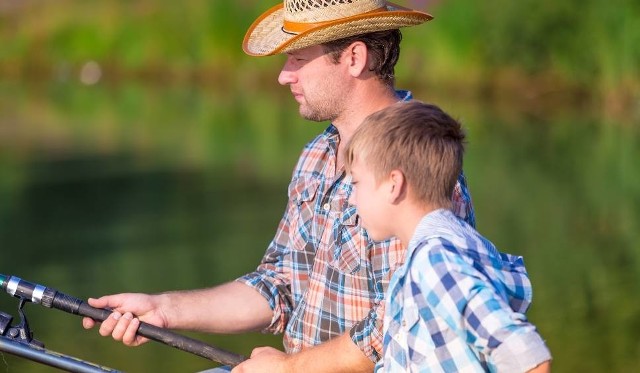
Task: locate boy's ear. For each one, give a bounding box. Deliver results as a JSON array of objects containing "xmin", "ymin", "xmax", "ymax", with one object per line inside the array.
[{"xmin": 387, "ymin": 170, "xmax": 406, "ymax": 203}]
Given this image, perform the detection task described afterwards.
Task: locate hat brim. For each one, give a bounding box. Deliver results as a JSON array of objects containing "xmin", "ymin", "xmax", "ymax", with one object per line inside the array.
[{"xmin": 243, "ymin": 2, "xmax": 433, "ymax": 56}]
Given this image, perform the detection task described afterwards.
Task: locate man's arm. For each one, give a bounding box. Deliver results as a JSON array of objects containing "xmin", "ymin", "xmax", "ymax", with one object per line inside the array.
[
  {"xmin": 161, "ymin": 281, "xmax": 273, "ymax": 332},
  {"xmin": 83, "ymin": 281, "xmax": 273, "ymax": 345},
  {"xmin": 232, "ymin": 333, "xmax": 373, "ymax": 373}
]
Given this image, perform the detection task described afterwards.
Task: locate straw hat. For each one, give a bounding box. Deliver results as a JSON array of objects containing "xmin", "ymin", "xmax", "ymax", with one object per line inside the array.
[{"xmin": 243, "ymin": 0, "xmax": 433, "ymax": 56}]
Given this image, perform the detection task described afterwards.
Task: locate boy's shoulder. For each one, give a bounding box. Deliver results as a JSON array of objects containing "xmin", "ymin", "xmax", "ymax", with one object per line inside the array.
[
  {"xmin": 408, "ymin": 209, "xmax": 533, "ymax": 314},
  {"xmin": 410, "ymin": 209, "xmax": 511, "ymax": 270}
]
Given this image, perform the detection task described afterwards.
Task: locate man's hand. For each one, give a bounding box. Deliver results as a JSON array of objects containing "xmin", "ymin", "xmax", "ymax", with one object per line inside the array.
[
  {"xmin": 232, "ymin": 346, "xmax": 290, "ymax": 373},
  {"xmin": 82, "ymin": 293, "xmax": 167, "ymax": 346},
  {"xmin": 231, "ymin": 333, "xmax": 374, "ymax": 373}
]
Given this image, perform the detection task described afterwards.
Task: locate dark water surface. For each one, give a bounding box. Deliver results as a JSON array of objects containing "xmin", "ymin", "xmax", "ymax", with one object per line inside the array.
[{"xmin": 0, "ymin": 81, "xmax": 638, "ymax": 372}]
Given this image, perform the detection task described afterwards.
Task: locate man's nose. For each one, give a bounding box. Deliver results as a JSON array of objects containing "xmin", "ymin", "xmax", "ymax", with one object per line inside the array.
[
  {"xmin": 278, "ymin": 68, "xmax": 296, "ymax": 86},
  {"xmin": 278, "ymin": 59, "xmax": 297, "ymax": 86}
]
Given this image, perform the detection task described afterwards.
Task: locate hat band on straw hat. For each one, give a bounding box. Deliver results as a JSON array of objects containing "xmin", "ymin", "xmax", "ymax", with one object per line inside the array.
[
  {"xmin": 243, "ymin": 1, "xmax": 433, "ymax": 56},
  {"xmin": 283, "ymin": 6, "xmax": 388, "ymax": 34}
]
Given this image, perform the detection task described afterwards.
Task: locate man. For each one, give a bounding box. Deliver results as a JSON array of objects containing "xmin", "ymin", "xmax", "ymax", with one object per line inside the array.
[{"xmin": 83, "ymin": 1, "xmax": 475, "ymax": 372}]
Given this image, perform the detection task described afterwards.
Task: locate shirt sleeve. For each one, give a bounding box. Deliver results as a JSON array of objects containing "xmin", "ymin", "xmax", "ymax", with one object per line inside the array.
[
  {"xmin": 350, "ymin": 238, "xmax": 405, "ymax": 362},
  {"xmin": 417, "ymin": 241, "xmax": 550, "ymax": 370},
  {"xmin": 349, "ymin": 303, "xmax": 384, "ymax": 362},
  {"xmin": 492, "ymin": 331, "xmax": 552, "ymax": 372}
]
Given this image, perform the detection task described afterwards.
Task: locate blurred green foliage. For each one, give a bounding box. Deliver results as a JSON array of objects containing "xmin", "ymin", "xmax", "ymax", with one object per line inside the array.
[{"xmin": 1, "ymin": 0, "xmax": 638, "ymax": 113}]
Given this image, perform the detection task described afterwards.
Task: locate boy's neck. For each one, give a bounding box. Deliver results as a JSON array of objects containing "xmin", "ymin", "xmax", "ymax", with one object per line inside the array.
[{"xmin": 395, "ymin": 203, "xmax": 445, "ymax": 247}]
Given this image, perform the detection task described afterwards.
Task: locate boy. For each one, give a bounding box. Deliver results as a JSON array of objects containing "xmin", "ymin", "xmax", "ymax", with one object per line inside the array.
[{"xmin": 345, "ymin": 101, "xmax": 551, "ymax": 372}]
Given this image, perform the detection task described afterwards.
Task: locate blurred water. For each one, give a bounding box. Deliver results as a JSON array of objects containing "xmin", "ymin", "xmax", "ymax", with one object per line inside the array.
[{"xmin": 0, "ymin": 81, "xmax": 638, "ymax": 372}]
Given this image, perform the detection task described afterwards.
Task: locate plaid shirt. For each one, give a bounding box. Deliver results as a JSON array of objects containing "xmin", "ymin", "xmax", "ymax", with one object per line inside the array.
[
  {"xmin": 380, "ymin": 209, "xmax": 551, "ymax": 372},
  {"xmin": 238, "ymin": 91, "xmax": 475, "ymax": 362}
]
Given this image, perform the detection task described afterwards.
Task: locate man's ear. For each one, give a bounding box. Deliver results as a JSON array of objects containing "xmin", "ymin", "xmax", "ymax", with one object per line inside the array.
[
  {"xmin": 345, "ymin": 41, "xmax": 368, "ymax": 77},
  {"xmin": 387, "ymin": 170, "xmax": 406, "ymax": 204}
]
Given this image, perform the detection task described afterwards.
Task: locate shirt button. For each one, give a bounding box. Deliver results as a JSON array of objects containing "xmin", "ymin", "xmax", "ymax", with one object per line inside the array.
[
  {"xmin": 401, "ymin": 320, "xmax": 406, "ymax": 327},
  {"xmin": 323, "ymin": 203, "xmax": 330, "ymax": 211}
]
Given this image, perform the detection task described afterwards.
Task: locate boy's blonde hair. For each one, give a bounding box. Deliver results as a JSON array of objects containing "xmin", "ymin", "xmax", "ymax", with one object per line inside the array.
[{"xmin": 345, "ymin": 100, "xmax": 465, "ymax": 208}]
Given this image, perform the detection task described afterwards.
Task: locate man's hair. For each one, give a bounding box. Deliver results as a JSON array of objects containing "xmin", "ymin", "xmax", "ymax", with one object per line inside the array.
[
  {"xmin": 321, "ymin": 29, "xmax": 402, "ymax": 86},
  {"xmin": 345, "ymin": 101, "xmax": 466, "ymax": 208}
]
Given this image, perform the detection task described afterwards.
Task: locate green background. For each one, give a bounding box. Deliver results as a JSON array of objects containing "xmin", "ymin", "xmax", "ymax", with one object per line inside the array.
[{"xmin": 0, "ymin": 1, "xmax": 638, "ymax": 371}]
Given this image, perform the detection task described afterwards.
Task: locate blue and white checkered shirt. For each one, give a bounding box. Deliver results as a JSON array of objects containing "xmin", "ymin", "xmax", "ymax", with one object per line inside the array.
[{"xmin": 379, "ymin": 209, "xmax": 551, "ymax": 372}]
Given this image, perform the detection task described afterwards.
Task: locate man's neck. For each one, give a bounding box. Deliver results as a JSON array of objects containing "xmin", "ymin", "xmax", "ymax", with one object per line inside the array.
[{"xmin": 334, "ymin": 84, "xmax": 400, "ymax": 164}]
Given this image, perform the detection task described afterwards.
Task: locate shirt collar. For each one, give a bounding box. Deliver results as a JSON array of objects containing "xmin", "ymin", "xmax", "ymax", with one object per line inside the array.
[
  {"xmin": 407, "ymin": 209, "xmax": 456, "ymax": 256},
  {"xmin": 396, "ymin": 89, "xmax": 413, "ymax": 102}
]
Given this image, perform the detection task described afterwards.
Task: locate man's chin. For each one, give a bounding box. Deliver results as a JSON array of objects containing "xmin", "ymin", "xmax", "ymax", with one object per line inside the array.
[
  {"xmin": 299, "ymin": 107, "xmax": 333, "ymax": 123},
  {"xmin": 298, "ymin": 109, "xmax": 316, "ymax": 121}
]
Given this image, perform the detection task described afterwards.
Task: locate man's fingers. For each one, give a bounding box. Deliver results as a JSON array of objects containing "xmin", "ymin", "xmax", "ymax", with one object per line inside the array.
[
  {"xmin": 122, "ymin": 317, "xmax": 141, "ymax": 346},
  {"xmin": 110, "ymin": 312, "xmax": 134, "ymax": 341},
  {"xmin": 87, "ymin": 296, "xmax": 111, "ymax": 308},
  {"xmin": 99, "ymin": 311, "xmax": 121, "ymax": 337},
  {"xmin": 82, "ymin": 317, "xmax": 96, "ymax": 329}
]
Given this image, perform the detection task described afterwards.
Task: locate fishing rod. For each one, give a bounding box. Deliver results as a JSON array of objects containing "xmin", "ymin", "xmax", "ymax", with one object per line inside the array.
[
  {"xmin": 0, "ymin": 274, "xmax": 247, "ymax": 368},
  {"xmin": 1, "ymin": 298, "xmax": 121, "ymax": 372},
  {"xmin": 0, "ymin": 334, "xmax": 122, "ymax": 373}
]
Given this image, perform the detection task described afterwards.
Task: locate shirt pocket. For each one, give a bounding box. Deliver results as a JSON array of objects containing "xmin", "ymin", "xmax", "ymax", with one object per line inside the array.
[
  {"xmin": 331, "ymin": 205, "xmax": 366, "ymax": 274},
  {"xmin": 402, "ymin": 302, "xmax": 428, "ymax": 366},
  {"xmin": 287, "ymin": 176, "xmax": 320, "ymax": 252}
]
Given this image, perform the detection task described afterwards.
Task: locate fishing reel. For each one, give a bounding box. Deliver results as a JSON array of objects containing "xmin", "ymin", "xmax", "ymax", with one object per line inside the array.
[
  {"xmin": 0, "ymin": 276, "xmax": 123, "ymax": 372},
  {"xmin": 0, "ymin": 297, "xmax": 44, "ymax": 348}
]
